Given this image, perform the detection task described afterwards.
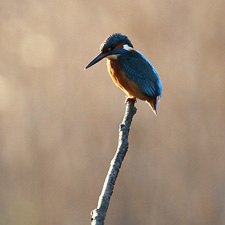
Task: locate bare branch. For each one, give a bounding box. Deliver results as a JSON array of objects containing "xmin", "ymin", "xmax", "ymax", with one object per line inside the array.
[{"xmin": 91, "ymin": 99, "xmax": 137, "ymax": 225}]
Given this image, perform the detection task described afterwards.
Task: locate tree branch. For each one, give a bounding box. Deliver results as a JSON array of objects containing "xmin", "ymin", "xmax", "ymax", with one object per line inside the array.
[{"xmin": 91, "ymin": 99, "xmax": 137, "ymax": 225}]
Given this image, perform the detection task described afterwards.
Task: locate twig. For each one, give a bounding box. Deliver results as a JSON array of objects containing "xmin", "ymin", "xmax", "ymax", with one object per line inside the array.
[{"xmin": 90, "ymin": 99, "xmax": 137, "ymax": 225}]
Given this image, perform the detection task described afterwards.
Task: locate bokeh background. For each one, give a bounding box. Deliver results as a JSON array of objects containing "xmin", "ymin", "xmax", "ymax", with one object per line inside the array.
[{"xmin": 0, "ymin": 0, "xmax": 225, "ymax": 224}]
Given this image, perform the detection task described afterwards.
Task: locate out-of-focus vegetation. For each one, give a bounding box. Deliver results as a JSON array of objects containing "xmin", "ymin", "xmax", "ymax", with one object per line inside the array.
[{"xmin": 0, "ymin": 0, "xmax": 225, "ymax": 224}]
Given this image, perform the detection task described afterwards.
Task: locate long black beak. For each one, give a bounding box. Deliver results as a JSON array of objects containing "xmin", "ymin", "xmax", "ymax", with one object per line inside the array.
[{"xmin": 85, "ymin": 52, "xmax": 109, "ymax": 69}]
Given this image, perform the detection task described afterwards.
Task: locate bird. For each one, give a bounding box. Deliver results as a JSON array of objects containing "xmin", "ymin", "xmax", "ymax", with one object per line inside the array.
[{"xmin": 85, "ymin": 33, "xmax": 162, "ymax": 115}]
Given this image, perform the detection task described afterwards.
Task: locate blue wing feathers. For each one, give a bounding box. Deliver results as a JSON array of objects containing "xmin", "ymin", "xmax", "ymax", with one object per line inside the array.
[{"xmin": 120, "ymin": 50, "xmax": 162, "ymax": 99}]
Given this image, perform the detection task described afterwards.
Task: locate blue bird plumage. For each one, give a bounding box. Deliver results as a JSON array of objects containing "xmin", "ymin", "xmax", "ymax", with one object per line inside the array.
[
  {"xmin": 100, "ymin": 33, "xmax": 133, "ymax": 52},
  {"xmin": 120, "ymin": 50, "xmax": 162, "ymax": 107},
  {"xmin": 85, "ymin": 33, "xmax": 162, "ymax": 115}
]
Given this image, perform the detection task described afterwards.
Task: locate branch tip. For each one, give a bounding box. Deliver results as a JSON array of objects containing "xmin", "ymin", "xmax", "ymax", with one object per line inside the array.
[{"xmin": 90, "ymin": 99, "xmax": 136, "ymax": 225}]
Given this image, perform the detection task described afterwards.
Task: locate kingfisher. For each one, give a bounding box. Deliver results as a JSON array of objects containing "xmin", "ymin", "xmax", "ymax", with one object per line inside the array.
[{"xmin": 85, "ymin": 33, "xmax": 162, "ymax": 115}]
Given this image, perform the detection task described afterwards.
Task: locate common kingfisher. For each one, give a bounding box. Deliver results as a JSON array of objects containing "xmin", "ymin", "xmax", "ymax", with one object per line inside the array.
[{"xmin": 85, "ymin": 33, "xmax": 162, "ymax": 115}]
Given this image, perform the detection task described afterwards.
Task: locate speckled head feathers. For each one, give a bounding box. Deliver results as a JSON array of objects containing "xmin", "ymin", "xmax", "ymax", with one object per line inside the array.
[{"xmin": 100, "ymin": 33, "xmax": 133, "ymax": 53}]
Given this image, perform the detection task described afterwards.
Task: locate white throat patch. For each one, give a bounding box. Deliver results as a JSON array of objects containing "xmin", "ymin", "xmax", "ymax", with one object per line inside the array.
[
  {"xmin": 107, "ymin": 54, "xmax": 119, "ymax": 60},
  {"xmin": 123, "ymin": 44, "xmax": 133, "ymax": 51}
]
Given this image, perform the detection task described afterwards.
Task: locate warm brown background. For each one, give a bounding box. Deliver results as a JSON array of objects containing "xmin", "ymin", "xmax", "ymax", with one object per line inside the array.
[{"xmin": 0, "ymin": 0, "xmax": 225, "ymax": 224}]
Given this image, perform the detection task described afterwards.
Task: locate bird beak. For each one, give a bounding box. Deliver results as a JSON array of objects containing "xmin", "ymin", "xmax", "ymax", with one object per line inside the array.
[{"xmin": 85, "ymin": 52, "xmax": 109, "ymax": 69}]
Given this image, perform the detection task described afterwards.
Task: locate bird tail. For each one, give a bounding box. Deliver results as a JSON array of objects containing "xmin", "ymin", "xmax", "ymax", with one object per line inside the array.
[{"xmin": 146, "ymin": 99, "xmax": 157, "ymax": 116}]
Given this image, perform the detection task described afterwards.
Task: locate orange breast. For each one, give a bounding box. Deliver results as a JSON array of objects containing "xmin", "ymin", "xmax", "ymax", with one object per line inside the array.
[
  {"xmin": 107, "ymin": 59, "xmax": 148, "ymax": 100},
  {"xmin": 107, "ymin": 58, "xmax": 157, "ymax": 114}
]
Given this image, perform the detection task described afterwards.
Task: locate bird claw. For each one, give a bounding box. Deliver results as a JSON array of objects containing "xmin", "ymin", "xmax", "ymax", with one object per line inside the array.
[{"xmin": 124, "ymin": 97, "xmax": 136, "ymax": 104}]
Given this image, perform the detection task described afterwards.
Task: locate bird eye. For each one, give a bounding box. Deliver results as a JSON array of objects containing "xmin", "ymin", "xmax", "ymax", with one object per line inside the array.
[{"xmin": 107, "ymin": 45, "xmax": 115, "ymax": 52}]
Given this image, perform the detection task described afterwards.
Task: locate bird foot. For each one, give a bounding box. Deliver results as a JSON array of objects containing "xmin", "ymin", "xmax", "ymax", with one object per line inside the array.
[{"xmin": 124, "ymin": 97, "xmax": 136, "ymax": 104}]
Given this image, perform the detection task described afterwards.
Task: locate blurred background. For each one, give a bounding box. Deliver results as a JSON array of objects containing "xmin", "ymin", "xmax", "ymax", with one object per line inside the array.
[{"xmin": 0, "ymin": 0, "xmax": 225, "ymax": 224}]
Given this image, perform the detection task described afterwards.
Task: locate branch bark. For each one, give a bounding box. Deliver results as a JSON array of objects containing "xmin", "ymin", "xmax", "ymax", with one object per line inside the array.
[{"xmin": 90, "ymin": 99, "xmax": 137, "ymax": 225}]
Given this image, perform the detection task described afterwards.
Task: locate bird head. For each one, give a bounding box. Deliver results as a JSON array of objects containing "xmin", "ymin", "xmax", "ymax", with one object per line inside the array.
[{"xmin": 85, "ymin": 33, "xmax": 133, "ymax": 69}]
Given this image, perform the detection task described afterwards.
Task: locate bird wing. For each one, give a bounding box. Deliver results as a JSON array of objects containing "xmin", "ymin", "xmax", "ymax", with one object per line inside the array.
[{"xmin": 120, "ymin": 50, "xmax": 162, "ymax": 98}]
